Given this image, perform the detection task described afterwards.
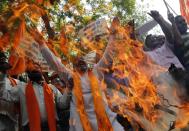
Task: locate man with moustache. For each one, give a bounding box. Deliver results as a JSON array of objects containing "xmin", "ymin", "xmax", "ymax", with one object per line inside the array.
[{"xmin": 0, "ymin": 59, "xmax": 72, "ymax": 131}]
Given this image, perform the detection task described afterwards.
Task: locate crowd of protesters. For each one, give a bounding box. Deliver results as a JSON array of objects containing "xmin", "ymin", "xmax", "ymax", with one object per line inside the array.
[{"xmin": 0, "ymin": 9, "xmax": 189, "ymax": 131}]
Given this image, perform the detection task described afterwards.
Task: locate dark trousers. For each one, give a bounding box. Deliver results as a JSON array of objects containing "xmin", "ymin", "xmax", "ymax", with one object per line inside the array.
[
  {"xmin": 0, "ymin": 114, "xmax": 16, "ymax": 131},
  {"xmin": 57, "ymin": 109, "xmax": 70, "ymax": 131},
  {"xmin": 21, "ymin": 122, "xmax": 61, "ymax": 131}
]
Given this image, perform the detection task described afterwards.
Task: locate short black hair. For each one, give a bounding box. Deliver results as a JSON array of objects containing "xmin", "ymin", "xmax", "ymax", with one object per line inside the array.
[
  {"xmin": 0, "ymin": 52, "xmax": 6, "ymax": 59},
  {"xmin": 0, "ymin": 51, "xmax": 7, "ymax": 63},
  {"xmin": 175, "ymin": 15, "xmax": 185, "ymax": 22}
]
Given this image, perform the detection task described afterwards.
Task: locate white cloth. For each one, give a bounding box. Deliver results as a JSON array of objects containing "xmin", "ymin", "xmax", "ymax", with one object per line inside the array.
[
  {"xmin": 69, "ymin": 72, "xmax": 123, "ymax": 131},
  {"xmin": 145, "ymin": 43, "xmax": 184, "ymax": 69},
  {"xmin": 40, "ymin": 43, "xmax": 124, "ymax": 131},
  {"xmin": 0, "ymin": 74, "xmax": 69, "ymax": 126},
  {"xmin": 0, "ymin": 74, "xmax": 17, "ymax": 131}
]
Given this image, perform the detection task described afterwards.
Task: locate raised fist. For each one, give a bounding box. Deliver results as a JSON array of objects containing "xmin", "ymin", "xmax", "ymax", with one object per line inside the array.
[
  {"xmin": 168, "ymin": 13, "xmax": 175, "ymax": 23},
  {"xmin": 148, "ymin": 10, "xmax": 161, "ymax": 21}
]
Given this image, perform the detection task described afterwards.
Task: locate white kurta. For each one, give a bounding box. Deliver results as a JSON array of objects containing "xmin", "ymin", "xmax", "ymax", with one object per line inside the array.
[
  {"xmin": 40, "ymin": 42, "xmax": 124, "ymax": 131},
  {"xmin": 69, "ymin": 72, "xmax": 124, "ymax": 131},
  {"xmin": 0, "ymin": 74, "xmax": 69, "ymax": 126},
  {"xmin": 145, "ymin": 43, "xmax": 184, "ymax": 69},
  {"xmin": 0, "ymin": 74, "xmax": 18, "ymax": 131}
]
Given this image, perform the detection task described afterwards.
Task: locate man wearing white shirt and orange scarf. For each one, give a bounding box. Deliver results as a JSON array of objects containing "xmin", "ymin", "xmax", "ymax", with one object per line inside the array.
[
  {"xmin": 31, "ymin": 18, "xmax": 124, "ymax": 131},
  {"xmin": 0, "ymin": 59, "xmax": 72, "ymax": 131}
]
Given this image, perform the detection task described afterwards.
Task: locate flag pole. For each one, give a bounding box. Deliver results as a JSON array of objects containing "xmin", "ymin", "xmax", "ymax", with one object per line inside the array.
[
  {"xmin": 163, "ymin": 0, "xmax": 171, "ymax": 14},
  {"xmin": 166, "ymin": 2, "xmax": 178, "ymax": 16},
  {"xmin": 163, "ymin": 0, "xmax": 178, "ymax": 16}
]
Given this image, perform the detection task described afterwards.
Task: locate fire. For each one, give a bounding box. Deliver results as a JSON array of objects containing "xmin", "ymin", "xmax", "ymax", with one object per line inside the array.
[
  {"xmin": 173, "ymin": 86, "xmax": 189, "ymax": 130},
  {"xmin": 73, "ymin": 18, "xmax": 175, "ymax": 130},
  {"xmin": 175, "ymin": 103, "xmax": 189, "ymax": 129},
  {"xmin": 99, "ymin": 23, "xmax": 173, "ymax": 130},
  {"xmin": 100, "ymin": 22, "xmax": 189, "ymax": 130}
]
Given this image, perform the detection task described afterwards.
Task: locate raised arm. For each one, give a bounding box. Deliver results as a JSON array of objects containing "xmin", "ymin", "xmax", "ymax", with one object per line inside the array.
[
  {"xmin": 40, "ymin": 44, "xmax": 69, "ymax": 74},
  {"xmin": 168, "ymin": 13, "xmax": 183, "ymax": 46},
  {"xmin": 149, "ymin": 10, "xmax": 174, "ymax": 44},
  {"xmin": 50, "ymin": 84, "xmax": 72, "ymax": 109},
  {"xmin": 29, "ymin": 29, "xmax": 71, "ymax": 80}
]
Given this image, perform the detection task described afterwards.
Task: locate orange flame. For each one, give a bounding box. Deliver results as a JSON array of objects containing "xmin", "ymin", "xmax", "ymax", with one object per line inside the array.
[
  {"xmin": 0, "ymin": 33, "xmax": 10, "ymax": 51},
  {"xmin": 98, "ymin": 21, "xmax": 165, "ymax": 130},
  {"xmin": 13, "ymin": 20, "xmax": 25, "ymax": 50},
  {"xmin": 175, "ymin": 103, "xmax": 189, "ymax": 129}
]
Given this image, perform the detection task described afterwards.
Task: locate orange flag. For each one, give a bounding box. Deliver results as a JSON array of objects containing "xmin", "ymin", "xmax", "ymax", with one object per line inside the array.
[
  {"xmin": 0, "ymin": 33, "xmax": 10, "ymax": 51},
  {"xmin": 8, "ymin": 52, "xmax": 26, "ymax": 76},
  {"xmin": 179, "ymin": 0, "xmax": 189, "ymax": 24},
  {"xmin": 13, "ymin": 20, "xmax": 25, "ymax": 49},
  {"xmin": 35, "ymin": 0, "xmax": 44, "ymax": 4},
  {"xmin": 60, "ymin": 28, "xmax": 68, "ymax": 55}
]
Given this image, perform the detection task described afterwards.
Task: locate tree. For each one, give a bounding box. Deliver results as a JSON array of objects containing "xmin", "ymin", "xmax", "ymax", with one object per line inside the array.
[{"xmin": 0, "ymin": 0, "xmax": 148, "ymax": 66}]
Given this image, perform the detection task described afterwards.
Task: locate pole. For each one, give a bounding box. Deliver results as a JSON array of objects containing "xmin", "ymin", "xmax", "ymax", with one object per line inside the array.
[
  {"xmin": 166, "ymin": 2, "xmax": 178, "ymax": 16},
  {"xmin": 163, "ymin": 0, "xmax": 171, "ymax": 14},
  {"xmin": 163, "ymin": 0, "xmax": 178, "ymax": 16}
]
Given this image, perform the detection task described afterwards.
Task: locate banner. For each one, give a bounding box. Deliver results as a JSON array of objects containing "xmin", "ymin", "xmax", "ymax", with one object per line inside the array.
[
  {"xmin": 179, "ymin": 0, "xmax": 189, "ymax": 24},
  {"xmin": 19, "ymin": 33, "xmax": 52, "ymax": 72},
  {"xmin": 79, "ymin": 18, "xmax": 109, "ymax": 44}
]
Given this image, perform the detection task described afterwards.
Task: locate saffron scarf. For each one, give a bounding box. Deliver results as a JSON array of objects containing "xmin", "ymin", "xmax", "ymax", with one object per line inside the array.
[
  {"xmin": 73, "ymin": 71, "xmax": 113, "ymax": 131},
  {"xmin": 25, "ymin": 82, "xmax": 56, "ymax": 131},
  {"xmin": 8, "ymin": 76, "xmax": 17, "ymax": 87}
]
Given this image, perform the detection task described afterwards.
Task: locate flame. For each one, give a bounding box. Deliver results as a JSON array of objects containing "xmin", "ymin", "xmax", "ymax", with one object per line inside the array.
[
  {"xmin": 175, "ymin": 103, "xmax": 189, "ymax": 129},
  {"xmin": 172, "ymin": 86, "xmax": 189, "ymax": 130},
  {"xmin": 13, "ymin": 20, "xmax": 25, "ymax": 49},
  {"xmin": 0, "ymin": 33, "xmax": 10, "ymax": 51},
  {"xmin": 2, "ymin": 2, "xmax": 189, "ymax": 128},
  {"xmin": 97, "ymin": 22, "xmax": 168, "ymax": 130},
  {"xmin": 66, "ymin": 18, "xmax": 168, "ymax": 130},
  {"xmin": 70, "ymin": 18, "xmax": 165, "ymax": 130}
]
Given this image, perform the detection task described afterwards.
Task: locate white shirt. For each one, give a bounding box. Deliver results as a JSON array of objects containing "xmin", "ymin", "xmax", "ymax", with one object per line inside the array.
[
  {"xmin": 145, "ymin": 43, "xmax": 184, "ymax": 69},
  {"xmin": 0, "ymin": 74, "xmax": 70, "ymax": 126},
  {"xmin": 40, "ymin": 43, "xmax": 124, "ymax": 131}
]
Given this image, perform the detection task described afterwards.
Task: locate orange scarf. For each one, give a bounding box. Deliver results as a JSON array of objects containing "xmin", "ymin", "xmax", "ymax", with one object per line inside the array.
[
  {"xmin": 73, "ymin": 71, "xmax": 113, "ymax": 131},
  {"xmin": 8, "ymin": 76, "xmax": 17, "ymax": 87},
  {"xmin": 25, "ymin": 82, "xmax": 56, "ymax": 131}
]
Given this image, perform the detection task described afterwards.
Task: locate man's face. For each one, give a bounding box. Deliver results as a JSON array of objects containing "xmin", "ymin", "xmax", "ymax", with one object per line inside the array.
[
  {"xmin": 175, "ymin": 16, "xmax": 188, "ymax": 35},
  {"xmin": 26, "ymin": 61, "xmax": 43, "ymax": 82},
  {"xmin": 145, "ymin": 35, "xmax": 165, "ymax": 50},
  {"xmin": 76, "ymin": 58, "xmax": 88, "ymax": 73}
]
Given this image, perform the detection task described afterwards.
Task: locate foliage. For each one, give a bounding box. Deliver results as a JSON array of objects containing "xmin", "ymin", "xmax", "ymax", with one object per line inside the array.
[
  {"xmin": 0, "ymin": 0, "xmax": 148, "ymax": 62},
  {"xmin": 0, "ymin": 0, "xmax": 8, "ymax": 13}
]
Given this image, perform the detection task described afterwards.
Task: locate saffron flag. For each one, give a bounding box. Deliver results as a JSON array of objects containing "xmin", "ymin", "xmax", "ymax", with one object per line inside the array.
[{"xmin": 179, "ymin": 0, "xmax": 189, "ymax": 24}]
